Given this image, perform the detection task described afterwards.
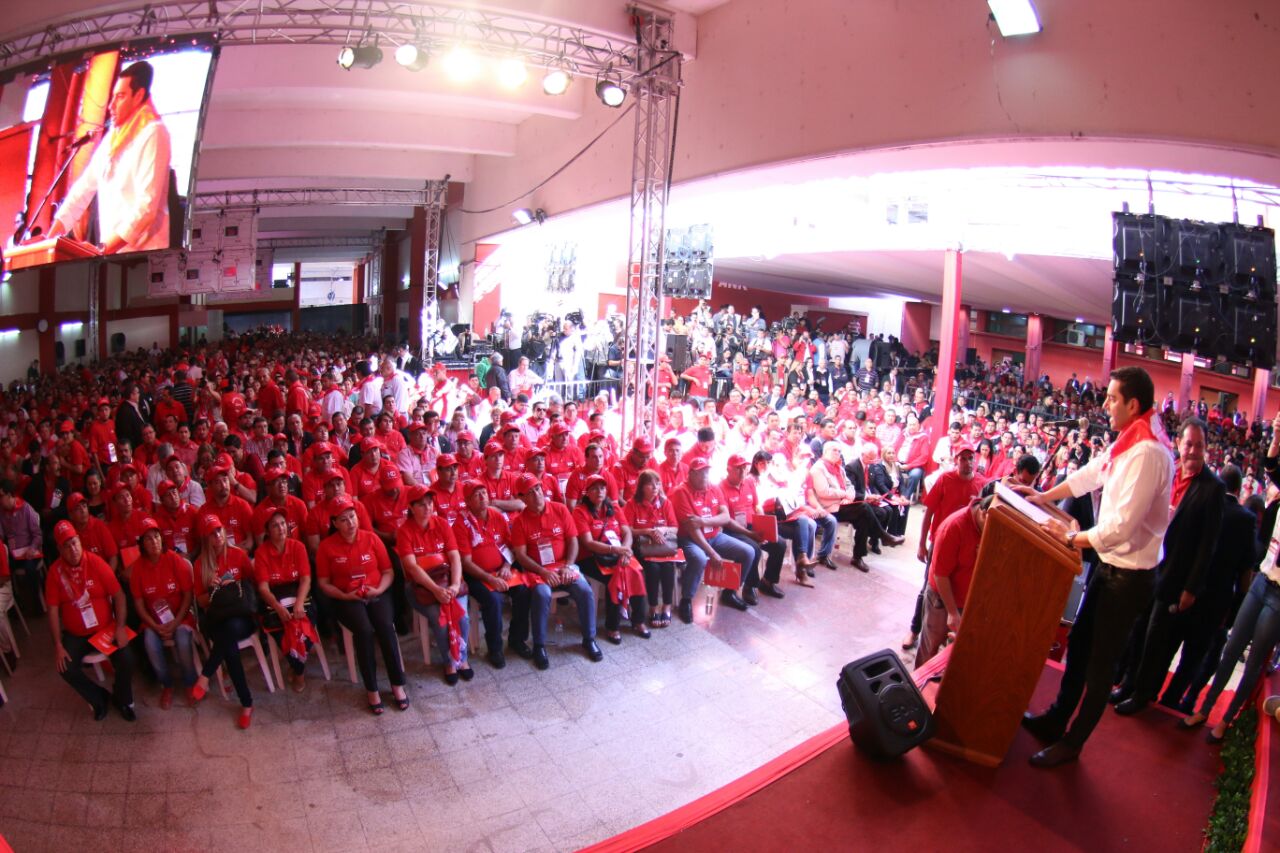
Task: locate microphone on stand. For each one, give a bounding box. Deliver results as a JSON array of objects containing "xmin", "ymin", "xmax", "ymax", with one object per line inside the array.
[{"xmin": 15, "ymin": 128, "xmax": 104, "ymax": 245}]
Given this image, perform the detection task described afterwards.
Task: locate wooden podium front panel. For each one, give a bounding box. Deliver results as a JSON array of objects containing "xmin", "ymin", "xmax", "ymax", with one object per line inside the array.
[
  {"xmin": 929, "ymin": 505, "xmax": 1081, "ymax": 766},
  {"xmin": 4, "ymin": 237, "xmax": 101, "ymax": 271}
]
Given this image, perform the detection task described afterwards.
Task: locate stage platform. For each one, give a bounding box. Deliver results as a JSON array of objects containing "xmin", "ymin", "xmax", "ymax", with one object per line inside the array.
[{"xmin": 587, "ymin": 651, "xmax": 1276, "ymax": 852}]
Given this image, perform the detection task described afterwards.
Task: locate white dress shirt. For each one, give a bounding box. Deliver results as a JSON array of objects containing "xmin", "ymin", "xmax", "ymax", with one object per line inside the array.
[{"xmin": 1064, "ymin": 434, "xmax": 1173, "ymax": 570}]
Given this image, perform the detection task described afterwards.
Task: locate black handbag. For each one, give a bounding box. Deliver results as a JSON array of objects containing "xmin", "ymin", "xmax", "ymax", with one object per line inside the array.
[{"xmin": 201, "ymin": 579, "xmax": 258, "ymax": 632}]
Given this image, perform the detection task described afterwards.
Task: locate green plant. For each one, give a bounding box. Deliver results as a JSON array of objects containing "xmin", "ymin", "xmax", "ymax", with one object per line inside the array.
[{"xmin": 1203, "ymin": 707, "xmax": 1259, "ymax": 853}]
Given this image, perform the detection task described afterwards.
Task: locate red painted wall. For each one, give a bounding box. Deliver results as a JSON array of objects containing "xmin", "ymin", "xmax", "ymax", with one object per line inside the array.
[
  {"xmin": 471, "ymin": 243, "xmax": 502, "ymax": 337},
  {"xmin": 900, "ymin": 302, "xmax": 930, "ymax": 354},
  {"xmin": 667, "ymin": 280, "xmax": 827, "ymax": 322}
]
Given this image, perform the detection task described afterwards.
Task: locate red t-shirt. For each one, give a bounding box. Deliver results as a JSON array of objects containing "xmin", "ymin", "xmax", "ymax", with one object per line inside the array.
[
  {"xmin": 564, "ymin": 468, "xmax": 620, "ymax": 504},
  {"xmin": 76, "ymin": 517, "xmax": 118, "ymax": 564},
  {"xmin": 544, "ymin": 445, "xmax": 582, "ymax": 483},
  {"xmin": 252, "ymin": 537, "xmax": 311, "ymax": 587},
  {"xmin": 928, "ymin": 504, "xmax": 982, "ymax": 608},
  {"xmin": 430, "ymin": 483, "xmax": 466, "ymax": 528},
  {"xmin": 658, "ymin": 460, "xmax": 688, "ymax": 495},
  {"xmin": 360, "ymin": 490, "xmax": 408, "ymax": 535},
  {"xmin": 301, "ymin": 467, "xmax": 353, "ymax": 507},
  {"xmin": 455, "ymin": 452, "xmax": 485, "ymax": 482},
  {"xmin": 194, "ymin": 546, "xmax": 253, "ymax": 599},
  {"xmin": 571, "ymin": 504, "xmax": 626, "ymax": 551},
  {"xmin": 683, "ymin": 365, "xmax": 711, "ymax": 397},
  {"xmin": 623, "ymin": 497, "xmax": 677, "ymax": 530},
  {"xmin": 46, "ymin": 552, "xmax": 120, "ymax": 636},
  {"xmin": 128, "ymin": 551, "xmax": 195, "ymax": 627},
  {"xmin": 611, "ymin": 457, "xmax": 658, "ymax": 504},
  {"xmin": 107, "ymin": 511, "xmax": 157, "ymax": 553},
  {"xmin": 509, "ymin": 501, "xmax": 577, "ymax": 571},
  {"xmin": 304, "ymin": 498, "xmax": 372, "ymax": 538},
  {"xmin": 395, "ymin": 515, "xmax": 457, "ymax": 582},
  {"xmin": 718, "ymin": 477, "xmax": 760, "ymax": 525},
  {"xmin": 202, "ymin": 496, "xmax": 256, "ymax": 549},
  {"xmin": 501, "ymin": 446, "xmax": 528, "ymax": 477},
  {"xmin": 668, "ymin": 483, "xmax": 727, "ymax": 539},
  {"xmin": 351, "ymin": 463, "xmax": 385, "ymax": 499},
  {"xmin": 481, "ymin": 469, "xmax": 517, "ymax": 504},
  {"xmin": 316, "ymin": 530, "xmax": 391, "ymax": 595},
  {"xmin": 252, "ymin": 496, "xmax": 309, "ymax": 541},
  {"xmin": 152, "ymin": 502, "xmax": 198, "ymax": 554},
  {"xmin": 452, "ymin": 508, "xmax": 512, "ymax": 573},
  {"xmin": 922, "ymin": 472, "xmax": 983, "ymax": 543}
]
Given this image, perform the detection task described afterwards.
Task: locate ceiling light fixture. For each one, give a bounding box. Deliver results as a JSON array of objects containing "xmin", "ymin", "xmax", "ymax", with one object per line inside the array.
[
  {"xmin": 513, "ymin": 207, "xmax": 546, "ymax": 226},
  {"xmin": 988, "ymin": 0, "xmax": 1042, "ymax": 37},
  {"xmin": 497, "ymin": 57, "xmax": 528, "ymax": 89},
  {"xmin": 337, "ymin": 44, "xmax": 383, "ymax": 70},
  {"xmin": 394, "ymin": 44, "xmax": 429, "ymax": 72},
  {"xmin": 595, "ymin": 73, "xmax": 626, "ymax": 108},
  {"xmin": 442, "ymin": 45, "xmax": 482, "ymax": 82},
  {"xmin": 542, "ymin": 68, "xmax": 571, "ymax": 96}
]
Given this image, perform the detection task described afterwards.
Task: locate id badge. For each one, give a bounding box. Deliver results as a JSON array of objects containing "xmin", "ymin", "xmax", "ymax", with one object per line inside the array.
[
  {"xmin": 78, "ymin": 593, "xmax": 98, "ymax": 629},
  {"xmin": 349, "ymin": 572, "xmax": 366, "ymax": 594},
  {"xmin": 50, "ymin": 489, "xmax": 63, "ymax": 509},
  {"xmin": 604, "ymin": 529, "xmax": 621, "ymax": 547},
  {"xmin": 499, "ymin": 545, "xmax": 514, "ymax": 564},
  {"xmin": 107, "ymin": 442, "xmax": 117, "ymax": 463},
  {"xmin": 153, "ymin": 599, "xmax": 174, "ymax": 625},
  {"xmin": 557, "ymin": 477, "xmax": 569, "ymax": 495},
  {"xmin": 537, "ymin": 542, "xmax": 556, "ymax": 566},
  {"xmin": 173, "ymin": 535, "xmax": 186, "ymax": 553}
]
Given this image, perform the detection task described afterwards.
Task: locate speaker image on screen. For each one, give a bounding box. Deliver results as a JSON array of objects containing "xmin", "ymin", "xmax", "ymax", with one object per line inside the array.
[
  {"xmin": 665, "ymin": 333, "xmax": 691, "ymax": 374},
  {"xmin": 1111, "ymin": 276, "xmax": 1159, "ymax": 344},
  {"xmin": 836, "ymin": 649, "xmax": 934, "ymax": 759}
]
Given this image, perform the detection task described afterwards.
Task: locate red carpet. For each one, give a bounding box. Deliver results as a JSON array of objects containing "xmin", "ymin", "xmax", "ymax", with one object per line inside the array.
[{"xmin": 605, "ymin": 660, "xmax": 1228, "ymax": 852}]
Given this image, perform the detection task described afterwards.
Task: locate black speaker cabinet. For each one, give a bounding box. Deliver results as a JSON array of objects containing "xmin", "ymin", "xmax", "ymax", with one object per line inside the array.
[
  {"xmin": 837, "ymin": 649, "xmax": 935, "ymax": 758},
  {"xmin": 666, "ymin": 333, "xmax": 691, "ymax": 374}
]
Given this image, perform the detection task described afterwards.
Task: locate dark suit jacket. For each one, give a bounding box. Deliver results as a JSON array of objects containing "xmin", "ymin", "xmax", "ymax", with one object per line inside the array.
[
  {"xmin": 846, "ymin": 459, "xmax": 872, "ymax": 501},
  {"xmin": 1059, "ymin": 491, "xmax": 1098, "ymax": 567},
  {"xmin": 486, "ymin": 365, "xmax": 511, "ymax": 400},
  {"xmin": 114, "ymin": 401, "xmax": 147, "ymax": 450},
  {"xmin": 1202, "ymin": 497, "xmax": 1259, "ymax": 621},
  {"xmin": 867, "ymin": 462, "xmax": 897, "ymax": 496},
  {"xmin": 1155, "ymin": 466, "xmax": 1225, "ymax": 604}
]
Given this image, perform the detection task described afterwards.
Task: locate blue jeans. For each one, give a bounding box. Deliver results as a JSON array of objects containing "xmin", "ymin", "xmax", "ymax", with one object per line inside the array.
[
  {"xmin": 1197, "ymin": 574, "xmax": 1280, "ymax": 726},
  {"xmin": 678, "ymin": 531, "xmax": 759, "ymax": 600},
  {"xmin": 529, "ymin": 573, "xmax": 596, "ymax": 645},
  {"xmin": 815, "ymin": 513, "xmax": 839, "ymax": 559},
  {"xmin": 902, "ymin": 467, "xmax": 926, "ymax": 502},
  {"xmin": 408, "ymin": 590, "xmax": 470, "ymax": 669},
  {"xmin": 142, "ymin": 624, "xmax": 197, "ymax": 689}
]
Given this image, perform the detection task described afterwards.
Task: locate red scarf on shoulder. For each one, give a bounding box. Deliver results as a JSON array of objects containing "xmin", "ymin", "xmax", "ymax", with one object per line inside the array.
[{"xmin": 1102, "ymin": 412, "xmax": 1156, "ymax": 473}]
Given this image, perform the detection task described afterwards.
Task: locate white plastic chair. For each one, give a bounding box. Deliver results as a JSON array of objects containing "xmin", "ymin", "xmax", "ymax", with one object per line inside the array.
[
  {"xmin": 266, "ymin": 627, "xmax": 331, "ymax": 687},
  {"xmin": 84, "ymin": 652, "xmax": 109, "ymax": 681},
  {"xmin": 202, "ymin": 631, "xmax": 276, "ymax": 696}
]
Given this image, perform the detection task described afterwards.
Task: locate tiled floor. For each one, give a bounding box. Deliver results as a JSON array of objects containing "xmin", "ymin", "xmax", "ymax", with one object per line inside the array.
[{"xmin": 0, "ymin": 526, "xmax": 924, "ymax": 852}]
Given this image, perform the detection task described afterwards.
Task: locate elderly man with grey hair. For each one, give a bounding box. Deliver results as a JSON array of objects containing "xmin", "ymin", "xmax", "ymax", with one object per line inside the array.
[
  {"xmin": 146, "ymin": 443, "xmax": 175, "ymax": 496},
  {"xmin": 486, "ymin": 352, "xmax": 512, "ymax": 401}
]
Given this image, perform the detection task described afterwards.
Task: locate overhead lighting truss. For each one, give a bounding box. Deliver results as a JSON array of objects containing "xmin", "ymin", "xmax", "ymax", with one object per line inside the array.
[
  {"xmin": 0, "ymin": 1, "xmax": 645, "ymax": 81},
  {"xmin": 193, "ymin": 186, "xmax": 445, "ymax": 212}
]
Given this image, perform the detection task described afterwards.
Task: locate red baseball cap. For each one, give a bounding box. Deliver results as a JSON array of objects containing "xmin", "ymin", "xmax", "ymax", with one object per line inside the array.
[
  {"xmin": 462, "ymin": 480, "xmax": 487, "ymax": 499},
  {"xmin": 688, "ymin": 457, "xmax": 711, "ymax": 472},
  {"xmin": 273, "ymin": 433, "xmax": 289, "ymax": 442},
  {"xmin": 67, "ymin": 492, "xmax": 87, "ymax": 510},
  {"xmin": 726, "ymin": 454, "xmax": 750, "ymax": 469},
  {"xmin": 483, "ymin": 441, "xmax": 504, "ymax": 457},
  {"xmin": 158, "ymin": 479, "xmax": 179, "ymax": 494},
  {"xmin": 457, "ymin": 431, "xmax": 477, "ymax": 444},
  {"xmin": 408, "ymin": 423, "xmax": 429, "ymax": 434},
  {"xmin": 311, "ymin": 442, "xmax": 334, "ymax": 456},
  {"xmin": 196, "ymin": 514, "xmax": 223, "ymax": 538},
  {"xmin": 524, "ymin": 446, "xmax": 546, "ymax": 458},
  {"xmin": 207, "ymin": 461, "xmax": 232, "ymax": 478},
  {"xmin": 380, "ymin": 466, "xmax": 402, "ymax": 485},
  {"xmin": 436, "ymin": 454, "xmax": 458, "ymax": 470},
  {"xmin": 952, "ymin": 441, "xmax": 977, "ymax": 457},
  {"xmin": 97, "ymin": 397, "xmax": 110, "ymax": 406},
  {"xmin": 54, "ymin": 520, "xmax": 78, "ymax": 546},
  {"xmin": 326, "ymin": 469, "xmax": 346, "ymax": 484},
  {"xmin": 514, "ymin": 473, "xmax": 541, "ymax": 494},
  {"xmin": 501, "ymin": 424, "xmax": 521, "ymax": 435},
  {"xmin": 500, "ymin": 411, "xmax": 520, "ymax": 425},
  {"xmin": 329, "ymin": 495, "xmax": 355, "ymax": 513},
  {"xmin": 405, "ymin": 485, "xmax": 431, "ymax": 504},
  {"xmin": 263, "ymin": 467, "xmax": 289, "ymax": 484},
  {"xmin": 582, "ymin": 474, "xmax": 608, "ymax": 492},
  {"xmin": 664, "ymin": 437, "xmax": 681, "ymax": 449},
  {"xmin": 631, "ymin": 437, "xmax": 654, "ymax": 455},
  {"xmin": 59, "ymin": 420, "xmax": 75, "ymax": 434},
  {"xmin": 137, "ymin": 517, "xmax": 160, "ymax": 537},
  {"xmin": 549, "ymin": 422, "xmax": 571, "ymax": 437}
]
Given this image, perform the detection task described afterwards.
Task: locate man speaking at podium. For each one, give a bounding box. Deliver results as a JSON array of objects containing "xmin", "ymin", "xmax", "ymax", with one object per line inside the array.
[
  {"xmin": 1020, "ymin": 366, "xmax": 1173, "ymax": 768},
  {"xmin": 47, "ymin": 61, "xmax": 171, "ymax": 255}
]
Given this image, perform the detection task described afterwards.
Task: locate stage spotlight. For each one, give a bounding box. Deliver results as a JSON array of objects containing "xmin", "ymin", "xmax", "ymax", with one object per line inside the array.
[
  {"xmin": 988, "ymin": 0, "xmax": 1041, "ymax": 37},
  {"xmin": 395, "ymin": 44, "xmax": 429, "ymax": 72},
  {"xmin": 595, "ymin": 74, "xmax": 626, "ymax": 108},
  {"xmin": 337, "ymin": 44, "xmax": 383, "ymax": 70},
  {"xmin": 513, "ymin": 207, "xmax": 546, "ymax": 226},
  {"xmin": 497, "ymin": 58, "xmax": 528, "ymax": 89},
  {"xmin": 542, "ymin": 68, "xmax": 571, "ymax": 95},
  {"xmin": 443, "ymin": 45, "xmax": 481, "ymax": 82}
]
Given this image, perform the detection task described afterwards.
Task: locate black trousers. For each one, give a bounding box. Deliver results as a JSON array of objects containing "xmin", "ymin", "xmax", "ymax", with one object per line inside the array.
[
  {"xmin": 1043, "ymin": 563, "xmax": 1155, "ymax": 749},
  {"xmin": 200, "ymin": 616, "xmax": 256, "ymax": 707},
  {"xmin": 1129, "ymin": 599, "xmax": 1205, "ymax": 702},
  {"xmin": 333, "ymin": 595, "xmax": 405, "ymax": 692},
  {"xmin": 465, "ymin": 575, "xmax": 531, "ymax": 653},
  {"xmin": 838, "ymin": 503, "xmax": 890, "ymax": 558},
  {"xmin": 639, "ymin": 558, "xmax": 676, "ymax": 607},
  {"xmin": 61, "ymin": 631, "xmax": 134, "ymax": 712},
  {"xmin": 580, "ymin": 558, "xmax": 648, "ymax": 631},
  {"xmin": 1162, "ymin": 608, "xmax": 1229, "ymax": 708},
  {"xmin": 758, "ymin": 539, "xmax": 788, "ymax": 585}
]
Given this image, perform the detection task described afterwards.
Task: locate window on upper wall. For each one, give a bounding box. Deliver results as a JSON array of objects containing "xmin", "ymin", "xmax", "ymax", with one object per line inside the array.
[
  {"xmin": 1048, "ymin": 319, "xmax": 1105, "ymax": 350},
  {"xmin": 986, "ymin": 311, "xmax": 1028, "ymax": 337}
]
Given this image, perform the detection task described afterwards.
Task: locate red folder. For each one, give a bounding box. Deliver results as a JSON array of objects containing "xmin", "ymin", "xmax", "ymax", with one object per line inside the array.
[
  {"xmin": 89, "ymin": 626, "xmax": 137, "ymax": 655},
  {"xmin": 704, "ymin": 561, "xmax": 742, "ymax": 589},
  {"xmin": 751, "ymin": 514, "xmax": 778, "ymax": 543}
]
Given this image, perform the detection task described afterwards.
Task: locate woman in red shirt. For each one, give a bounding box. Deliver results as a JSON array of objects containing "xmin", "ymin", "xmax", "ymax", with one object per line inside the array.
[
  {"xmin": 189, "ymin": 514, "xmax": 257, "ymax": 729},
  {"xmin": 574, "ymin": 475, "xmax": 647, "ymax": 643},
  {"xmin": 254, "ymin": 509, "xmax": 318, "ymax": 692},
  {"xmin": 128, "ymin": 518, "xmax": 196, "ymax": 709},
  {"xmin": 397, "ymin": 486, "xmax": 472, "ymax": 685},
  {"xmin": 623, "ymin": 470, "xmax": 679, "ymax": 628},
  {"xmin": 316, "ymin": 496, "xmax": 407, "ymax": 714}
]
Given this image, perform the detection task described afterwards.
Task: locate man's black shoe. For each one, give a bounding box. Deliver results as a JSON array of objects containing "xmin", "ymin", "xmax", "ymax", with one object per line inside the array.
[
  {"xmin": 1114, "ymin": 697, "xmax": 1149, "ymax": 716},
  {"xmin": 1108, "ymin": 686, "xmax": 1129, "ymax": 705},
  {"xmin": 532, "ymin": 645, "xmax": 550, "ymax": 670},
  {"xmin": 719, "ymin": 590, "xmax": 748, "ymax": 611},
  {"xmin": 821, "ymin": 556, "xmax": 838, "ymax": 570},
  {"xmin": 742, "ymin": 587, "xmax": 759, "ymax": 606},
  {"xmin": 1021, "ymin": 711, "xmax": 1065, "ymax": 743},
  {"xmin": 93, "ymin": 704, "xmax": 109, "ymax": 722},
  {"xmin": 1029, "ymin": 741, "xmax": 1081, "ymax": 768},
  {"xmin": 758, "ymin": 581, "xmax": 785, "ymax": 599},
  {"xmin": 583, "ymin": 640, "xmax": 604, "ymax": 662},
  {"xmin": 677, "ymin": 598, "xmax": 694, "ymax": 624},
  {"xmin": 509, "ymin": 639, "xmax": 534, "ymax": 660},
  {"xmin": 117, "ymin": 702, "xmax": 137, "ymax": 723},
  {"xmin": 487, "ymin": 648, "xmax": 506, "ymax": 670},
  {"xmin": 869, "ymin": 543, "xmax": 882, "ymax": 555}
]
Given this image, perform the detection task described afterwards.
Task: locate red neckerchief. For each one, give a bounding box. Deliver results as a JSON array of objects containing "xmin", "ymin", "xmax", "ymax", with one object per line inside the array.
[
  {"xmin": 1102, "ymin": 413, "xmax": 1157, "ymax": 473},
  {"xmin": 57, "ymin": 560, "xmax": 87, "ymax": 601},
  {"xmin": 1171, "ymin": 467, "xmax": 1196, "ymax": 511},
  {"xmin": 823, "ymin": 458, "xmax": 844, "ymax": 482}
]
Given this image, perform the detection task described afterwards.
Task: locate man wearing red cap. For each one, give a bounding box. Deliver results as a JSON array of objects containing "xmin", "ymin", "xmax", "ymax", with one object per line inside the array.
[
  {"xmin": 498, "ymin": 423, "xmax": 527, "ymax": 476},
  {"xmin": 284, "ymin": 368, "xmax": 312, "ymax": 419},
  {"xmin": 508, "ymin": 473, "xmax": 602, "ymax": 670},
  {"xmin": 351, "ymin": 439, "xmax": 386, "ymax": 498},
  {"xmin": 904, "ymin": 440, "xmax": 982, "ymax": 651},
  {"xmin": 612, "ymin": 437, "xmax": 659, "ymax": 504},
  {"xmin": 129, "ymin": 516, "xmax": 197, "ymax": 707},
  {"xmin": 720, "ymin": 454, "xmax": 788, "ymax": 602},
  {"xmin": 300, "ymin": 443, "xmax": 352, "ymax": 507},
  {"xmin": 454, "ymin": 431, "xmax": 485, "ymax": 481},
  {"xmin": 480, "ymin": 443, "xmax": 524, "ymax": 515},
  {"xmin": 398, "ymin": 424, "xmax": 437, "ymax": 488},
  {"xmin": 106, "ymin": 481, "xmax": 155, "ymax": 554},
  {"xmin": 304, "ymin": 472, "xmax": 373, "ymax": 554},
  {"xmin": 669, "ymin": 457, "xmax": 760, "ymax": 621},
  {"xmin": 56, "ymin": 420, "xmax": 91, "ymax": 491},
  {"xmin": 152, "ymin": 480, "xmax": 197, "ymax": 555},
  {"xmin": 915, "ymin": 496, "xmax": 993, "ymax": 669},
  {"xmin": 564, "ymin": 442, "xmax": 619, "ymax": 509},
  {"xmin": 252, "ymin": 468, "xmax": 307, "ymax": 547},
  {"xmin": 430, "ymin": 454, "xmax": 467, "ymax": 528},
  {"xmin": 658, "ymin": 437, "xmax": 688, "ymax": 495},
  {"xmin": 46, "ymin": 520, "xmax": 137, "ymax": 721},
  {"xmin": 522, "ymin": 447, "xmax": 563, "ymax": 504},
  {"xmin": 362, "ymin": 465, "xmax": 408, "ymax": 542},
  {"xmin": 87, "ymin": 398, "xmax": 119, "ymax": 467},
  {"xmin": 68, "ymin": 493, "xmax": 119, "ymax": 572},
  {"xmin": 454, "ymin": 480, "xmax": 532, "ymax": 668},
  {"xmin": 543, "ymin": 423, "xmax": 582, "ymax": 496},
  {"xmin": 202, "ymin": 462, "xmax": 255, "ymax": 551}
]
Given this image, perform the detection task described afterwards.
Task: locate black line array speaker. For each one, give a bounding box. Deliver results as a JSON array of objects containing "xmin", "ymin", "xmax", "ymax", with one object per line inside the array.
[
  {"xmin": 666, "ymin": 333, "xmax": 691, "ymax": 374},
  {"xmin": 836, "ymin": 649, "xmax": 935, "ymax": 758}
]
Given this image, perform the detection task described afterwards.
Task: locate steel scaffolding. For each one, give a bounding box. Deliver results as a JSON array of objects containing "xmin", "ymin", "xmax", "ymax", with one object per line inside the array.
[{"xmin": 194, "ymin": 186, "xmax": 440, "ymax": 212}]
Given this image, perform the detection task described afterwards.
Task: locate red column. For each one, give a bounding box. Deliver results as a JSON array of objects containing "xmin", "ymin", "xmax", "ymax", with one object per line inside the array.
[
  {"xmin": 930, "ymin": 249, "xmax": 963, "ymax": 439},
  {"xmin": 382, "ymin": 235, "xmax": 400, "ymax": 343},
  {"xmin": 352, "ymin": 264, "xmax": 363, "ymax": 305},
  {"xmin": 1178, "ymin": 352, "xmax": 1195, "ymax": 413},
  {"xmin": 37, "ymin": 266, "xmax": 55, "ymax": 375},
  {"xmin": 168, "ymin": 305, "xmax": 180, "ymax": 351},
  {"xmin": 1101, "ymin": 323, "xmax": 1117, "ymax": 377},
  {"xmin": 1250, "ymin": 369, "xmax": 1270, "ymax": 424},
  {"xmin": 407, "ymin": 207, "xmax": 427, "ymax": 352},
  {"xmin": 291, "ymin": 262, "xmax": 302, "ymax": 332},
  {"xmin": 899, "ymin": 302, "xmax": 931, "ymax": 355},
  {"xmin": 96, "ymin": 263, "xmax": 108, "ymax": 359},
  {"xmin": 1024, "ymin": 314, "xmax": 1043, "ymax": 383}
]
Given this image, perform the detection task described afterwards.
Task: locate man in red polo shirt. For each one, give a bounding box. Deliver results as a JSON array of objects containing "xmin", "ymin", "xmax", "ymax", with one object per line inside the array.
[
  {"xmin": 362, "ymin": 465, "xmax": 408, "ymax": 543},
  {"xmin": 252, "ymin": 468, "xmax": 308, "ymax": 546},
  {"xmin": 542, "ymin": 422, "xmax": 581, "ymax": 496},
  {"xmin": 612, "ymin": 437, "xmax": 659, "ymax": 503},
  {"xmin": 350, "ymin": 438, "xmax": 386, "ymax": 498},
  {"xmin": 87, "ymin": 398, "xmax": 119, "ymax": 466},
  {"xmin": 202, "ymin": 461, "xmax": 256, "ymax": 551},
  {"xmin": 719, "ymin": 454, "xmax": 788, "ymax": 603},
  {"xmin": 523, "ymin": 447, "xmax": 563, "ymax": 504},
  {"xmin": 480, "ymin": 442, "xmax": 524, "ymax": 515},
  {"xmin": 454, "ymin": 480, "xmax": 532, "ymax": 668},
  {"xmin": 658, "ymin": 437, "xmax": 688, "ymax": 495},
  {"xmin": 508, "ymin": 473, "xmax": 601, "ymax": 671},
  {"xmin": 498, "ymin": 424, "xmax": 527, "ymax": 476},
  {"xmin": 669, "ymin": 458, "xmax": 759, "ymax": 623},
  {"xmin": 454, "ymin": 431, "xmax": 485, "ymax": 481},
  {"xmin": 46, "ymin": 520, "xmax": 136, "ymax": 721},
  {"xmin": 430, "ymin": 454, "xmax": 466, "ymax": 527},
  {"xmin": 681, "ymin": 355, "xmax": 713, "ymax": 401},
  {"xmin": 915, "ymin": 496, "xmax": 991, "ymax": 668}
]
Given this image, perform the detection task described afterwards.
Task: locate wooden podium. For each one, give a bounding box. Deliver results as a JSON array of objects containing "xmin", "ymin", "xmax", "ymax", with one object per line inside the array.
[
  {"xmin": 927, "ymin": 498, "xmax": 1081, "ymax": 766},
  {"xmin": 4, "ymin": 237, "xmax": 101, "ymax": 271}
]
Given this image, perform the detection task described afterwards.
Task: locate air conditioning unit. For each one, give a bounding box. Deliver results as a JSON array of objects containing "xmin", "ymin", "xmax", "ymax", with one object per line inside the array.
[{"xmin": 1065, "ymin": 330, "xmax": 1086, "ymax": 346}]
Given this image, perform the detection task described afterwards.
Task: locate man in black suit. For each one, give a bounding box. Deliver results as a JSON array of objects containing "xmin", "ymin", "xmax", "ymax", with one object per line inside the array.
[
  {"xmin": 114, "ymin": 383, "xmax": 148, "ymax": 450},
  {"xmin": 485, "ymin": 352, "xmax": 512, "ymax": 402},
  {"xmin": 846, "ymin": 445, "xmax": 904, "ymax": 560},
  {"xmin": 1114, "ymin": 418, "xmax": 1224, "ymax": 715},
  {"xmin": 1161, "ymin": 464, "xmax": 1259, "ymax": 712}
]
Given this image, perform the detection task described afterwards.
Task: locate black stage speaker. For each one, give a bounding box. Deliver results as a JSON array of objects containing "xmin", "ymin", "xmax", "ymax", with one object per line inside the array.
[
  {"xmin": 666, "ymin": 333, "xmax": 691, "ymax": 374},
  {"xmin": 836, "ymin": 649, "xmax": 934, "ymax": 758}
]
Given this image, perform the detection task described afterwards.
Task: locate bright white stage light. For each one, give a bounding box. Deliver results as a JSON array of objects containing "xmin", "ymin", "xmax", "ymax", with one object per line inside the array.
[
  {"xmin": 988, "ymin": 0, "xmax": 1042, "ymax": 37},
  {"xmin": 595, "ymin": 75, "xmax": 626, "ymax": 108},
  {"xmin": 497, "ymin": 58, "xmax": 528, "ymax": 89},
  {"xmin": 443, "ymin": 45, "xmax": 481, "ymax": 82},
  {"xmin": 395, "ymin": 44, "xmax": 429, "ymax": 72},
  {"xmin": 542, "ymin": 69, "xmax": 571, "ymax": 96}
]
